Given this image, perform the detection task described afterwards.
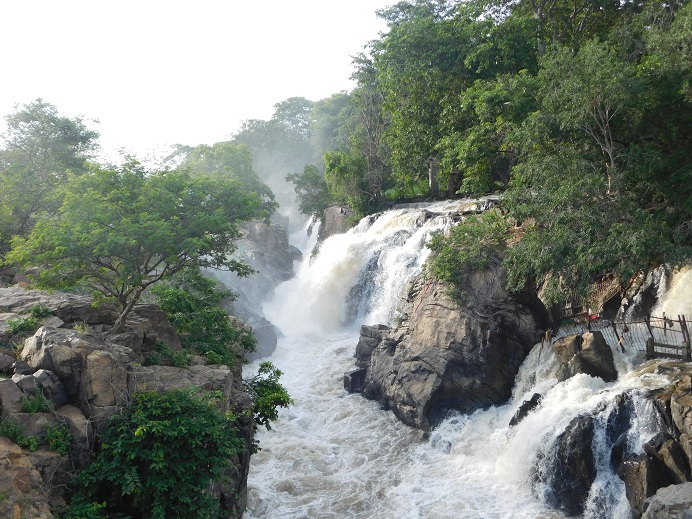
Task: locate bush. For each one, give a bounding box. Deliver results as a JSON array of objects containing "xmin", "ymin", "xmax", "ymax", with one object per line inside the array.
[
  {"xmin": 145, "ymin": 341, "xmax": 190, "ymax": 368},
  {"xmin": 245, "ymin": 361, "xmax": 293, "ymax": 431},
  {"xmin": 7, "ymin": 316, "xmax": 39, "ymax": 335},
  {"xmin": 0, "ymin": 417, "xmax": 39, "ymax": 451},
  {"xmin": 152, "ymin": 267, "xmax": 256, "ymax": 366},
  {"xmin": 46, "ymin": 424, "xmax": 73, "ymax": 455},
  {"xmin": 428, "ymin": 210, "xmax": 509, "ymax": 302},
  {"xmin": 29, "ymin": 303, "xmax": 53, "ymax": 318},
  {"xmin": 20, "ymin": 392, "xmax": 52, "ymax": 413},
  {"xmin": 76, "ymin": 388, "xmax": 244, "ymax": 519}
]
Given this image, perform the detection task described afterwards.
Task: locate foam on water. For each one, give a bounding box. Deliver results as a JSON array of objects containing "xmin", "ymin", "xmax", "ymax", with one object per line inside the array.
[{"xmin": 244, "ymin": 203, "xmax": 689, "ymax": 519}]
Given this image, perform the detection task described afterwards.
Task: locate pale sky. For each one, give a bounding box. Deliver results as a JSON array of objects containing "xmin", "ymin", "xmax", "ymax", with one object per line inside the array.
[{"xmin": 1, "ymin": 0, "xmax": 392, "ymax": 159}]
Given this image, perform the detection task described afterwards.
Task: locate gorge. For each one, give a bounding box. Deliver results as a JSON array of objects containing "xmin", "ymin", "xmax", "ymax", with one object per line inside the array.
[{"xmin": 244, "ymin": 200, "xmax": 692, "ymax": 519}]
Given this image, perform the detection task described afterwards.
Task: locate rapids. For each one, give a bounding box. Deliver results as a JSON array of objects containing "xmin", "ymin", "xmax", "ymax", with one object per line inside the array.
[{"xmin": 243, "ymin": 201, "xmax": 689, "ymax": 519}]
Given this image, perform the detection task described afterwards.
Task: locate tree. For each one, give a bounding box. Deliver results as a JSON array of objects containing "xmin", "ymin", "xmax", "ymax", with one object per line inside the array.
[
  {"xmin": 151, "ymin": 267, "xmax": 257, "ymax": 365},
  {"xmin": 6, "ymin": 162, "xmax": 269, "ymax": 332},
  {"xmin": 76, "ymin": 388, "xmax": 244, "ymax": 519},
  {"xmin": 174, "ymin": 141, "xmax": 276, "ymax": 213},
  {"xmin": 0, "ymin": 99, "xmax": 98, "ymax": 255},
  {"xmin": 285, "ymin": 164, "xmax": 333, "ymax": 217}
]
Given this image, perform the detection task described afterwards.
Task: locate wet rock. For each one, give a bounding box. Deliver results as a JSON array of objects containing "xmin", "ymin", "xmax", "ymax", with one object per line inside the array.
[
  {"xmin": 644, "ymin": 433, "xmax": 691, "ymax": 484},
  {"xmin": 344, "ymin": 368, "xmax": 367, "ymax": 393},
  {"xmin": 554, "ymin": 331, "xmax": 618, "ymax": 383},
  {"xmin": 671, "ymin": 392, "xmax": 692, "ymax": 437},
  {"xmin": 642, "ymin": 482, "xmax": 692, "ymax": 518},
  {"xmin": 355, "ymin": 324, "xmax": 390, "ymax": 368},
  {"xmin": 620, "ymin": 453, "xmax": 674, "ymax": 518},
  {"xmin": 360, "ymin": 254, "xmax": 547, "ymax": 430},
  {"xmin": 509, "ymin": 393, "xmax": 542, "ymax": 427},
  {"xmin": 319, "ymin": 205, "xmax": 355, "ymax": 242},
  {"xmin": 542, "ymin": 415, "xmax": 596, "ymax": 516}
]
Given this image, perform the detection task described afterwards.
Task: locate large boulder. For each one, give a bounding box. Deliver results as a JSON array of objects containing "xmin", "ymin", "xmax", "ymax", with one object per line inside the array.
[
  {"xmin": 318, "ymin": 205, "xmax": 355, "ymax": 242},
  {"xmin": 19, "ymin": 327, "xmax": 135, "ymax": 419},
  {"xmin": 360, "ymin": 254, "xmax": 547, "ymax": 430},
  {"xmin": 553, "ymin": 331, "xmax": 618, "ymax": 382},
  {"xmin": 540, "ymin": 414, "xmax": 597, "ymax": 516},
  {"xmin": 642, "ymin": 483, "xmax": 692, "ymax": 519},
  {"xmin": 621, "ymin": 453, "xmax": 674, "ymax": 518}
]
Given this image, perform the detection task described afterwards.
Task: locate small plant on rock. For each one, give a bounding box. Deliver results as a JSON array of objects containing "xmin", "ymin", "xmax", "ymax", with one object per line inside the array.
[
  {"xmin": 7, "ymin": 316, "xmax": 39, "ymax": 335},
  {"xmin": 46, "ymin": 423, "xmax": 73, "ymax": 455},
  {"xmin": 20, "ymin": 392, "xmax": 52, "ymax": 413}
]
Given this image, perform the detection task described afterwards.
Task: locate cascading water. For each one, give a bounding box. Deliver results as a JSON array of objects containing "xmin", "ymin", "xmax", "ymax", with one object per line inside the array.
[{"xmin": 244, "ymin": 201, "xmax": 689, "ymax": 519}]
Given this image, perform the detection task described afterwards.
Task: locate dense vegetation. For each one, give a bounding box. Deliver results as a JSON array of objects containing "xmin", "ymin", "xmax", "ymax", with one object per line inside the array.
[
  {"xmin": 284, "ymin": 0, "xmax": 692, "ymax": 305},
  {"xmin": 0, "ymin": 101, "xmax": 291, "ymax": 518}
]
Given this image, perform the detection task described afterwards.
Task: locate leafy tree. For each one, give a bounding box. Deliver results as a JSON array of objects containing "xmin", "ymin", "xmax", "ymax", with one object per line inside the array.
[
  {"xmin": 76, "ymin": 388, "xmax": 244, "ymax": 519},
  {"xmin": 271, "ymin": 96, "xmax": 314, "ymax": 139},
  {"xmin": 151, "ymin": 267, "xmax": 257, "ymax": 365},
  {"xmin": 0, "ymin": 99, "xmax": 98, "ymax": 256},
  {"xmin": 172, "ymin": 141, "xmax": 276, "ymax": 213},
  {"xmin": 6, "ymin": 162, "xmax": 269, "ymax": 332},
  {"xmin": 324, "ymin": 150, "xmax": 373, "ymax": 218},
  {"xmin": 285, "ymin": 164, "xmax": 333, "ymax": 217},
  {"xmin": 245, "ymin": 362, "xmax": 293, "ymax": 431}
]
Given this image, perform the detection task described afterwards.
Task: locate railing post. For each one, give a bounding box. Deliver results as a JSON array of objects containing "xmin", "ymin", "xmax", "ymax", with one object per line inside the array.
[
  {"xmin": 683, "ymin": 341, "xmax": 691, "ymax": 363},
  {"xmin": 646, "ymin": 337, "xmax": 655, "ymax": 360}
]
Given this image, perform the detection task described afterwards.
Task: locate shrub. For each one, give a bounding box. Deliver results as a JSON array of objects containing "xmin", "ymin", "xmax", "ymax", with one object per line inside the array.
[
  {"xmin": 245, "ymin": 361, "xmax": 293, "ymax": 431},
  {"xmin": 7, "ymin": 316, "xmax": 39, "ymax": 335},
  {"xmin": 20, "ymin": 392, "xmax": 52, "ymax": 413},
  {"xmin": 46, "ymin": 424, "xmax": 73, "ymax": 455},
  {"xmin": 30, "ymin": 303, "xmax": 53, "ymax": 318},
  {"xmin": 152, "ymin": 267, "xmax": 256, "ymax": 366},
  {"xmin": 145, "ymin": 341, "xmax": 190, "ymax": 368},
  {"xmin": 77, "ymin": 388, "xmax": 244, "ymax": 519},
  {"xmin": 0, "ymin": 417, "xmax": 40, "ymax": 451},
  {"xmin": 428, "ymin": 210, "xmax": 509, "ymax": 302}
]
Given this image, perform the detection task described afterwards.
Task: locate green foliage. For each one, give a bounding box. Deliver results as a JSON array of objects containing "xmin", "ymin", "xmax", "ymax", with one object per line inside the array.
[
  {"xmin": 429, "ymin": 210, "xmax": 510, "ymax": 301},
  {"xmin": 324, "ymin": 150, "xmax": 375, "ymax": 218},
  {"xmin": 0, "ymin": 99, "xmax": 99, "ymax": 258},
  {"xmin": 244, "ymin": 362, "xmax": 293, "ymax": 431},
  {"xmin": 286, "ymin": 164, "xmax": 334, "ymax": 217},
  {"xmin": 7, "ymin": 316, "xmax": 39, "ymax": 335},
  {"xmin": 5, "ymin": 162, "xmax": 269, "ymax": 332},
  {"xmin": 77, "ymin": 388, "xmax": 244, "ymax": 519},
  {"xmin": 152, "ymin": 267, "xmax": 256, "ymax": 366},
  {"xmin": 145, "ymin": 341, "xmax": 190, "ymax": 368},
  {"xmin": 29, "ymin": 303, "xmax": 53, "ymax": 318},
  {"xmin": 57, "ymin": 500, "xmax": 106, "ymax": 519},
  {"xmin": 20, "ymin": 392, "xmax": 52, "ymax": 413},
  {"xmin": 0, "ymin": 417, "xmax": 40, "ymax": 451},
  {"xmin": 46, "ymin": 424, "xmax": 73, "ymax": 455}
]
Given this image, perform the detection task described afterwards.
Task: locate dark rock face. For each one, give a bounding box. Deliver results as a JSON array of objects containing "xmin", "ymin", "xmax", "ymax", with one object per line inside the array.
[
  {"xmin": 356, "ymin": 254, "xmax": 548, "ymax": 431},
  {"xmin": 620, "ymin": 453, "xmax": 674, "ymax": 517},
  {"xmin": 541, "ymin": 415, "xmax": 597, "ymax": 516},
  {"xmin": 554, "ymin": 331, "xmax": 618, "ymax": 383},
  {"xmin": 509, "ymin": 393, "xmax": 542, "ymax": 427}
]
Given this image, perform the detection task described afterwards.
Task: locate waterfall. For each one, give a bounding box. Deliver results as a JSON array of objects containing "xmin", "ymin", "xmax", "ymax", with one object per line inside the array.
[{"xmin": 243, "ymin": 202, "xmax": 688, "ymax": 519}]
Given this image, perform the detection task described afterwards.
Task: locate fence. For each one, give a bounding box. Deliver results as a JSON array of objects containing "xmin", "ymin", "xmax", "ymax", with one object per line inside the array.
[{"xmin": 554, "ymin": 314, "xmax": 692, "ymax": 362}]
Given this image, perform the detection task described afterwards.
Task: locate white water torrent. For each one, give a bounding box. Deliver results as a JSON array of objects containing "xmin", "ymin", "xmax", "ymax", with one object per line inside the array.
[{"xmin": 244, "ymin": 201, "xmax": 690, "ymax": 519}]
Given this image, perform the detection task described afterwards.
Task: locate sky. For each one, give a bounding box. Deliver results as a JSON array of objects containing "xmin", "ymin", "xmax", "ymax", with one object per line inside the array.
[{"xmin": 0, "ymin": 0, "xmax": 393, "ymax": 159}]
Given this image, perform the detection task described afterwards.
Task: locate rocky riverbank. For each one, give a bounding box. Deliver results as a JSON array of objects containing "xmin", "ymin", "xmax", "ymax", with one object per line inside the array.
[{"xmin": 0, "ymin": 287, "xmax": 253, "ymax": 518}]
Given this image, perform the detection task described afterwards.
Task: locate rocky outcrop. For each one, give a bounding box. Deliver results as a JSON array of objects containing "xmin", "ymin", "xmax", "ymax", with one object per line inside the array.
[
  {"xmin": 318, "ymin": 205, "xmax": 355, "ymax": 242},
  {"xmin": 616, "ymin": 372, "xmax": 692, "ymax": 518},
  {"xmin": 210, "ymin": 220, "xmax": 299, "ymax": 360},
  {"xmin": 642, "ymin": 482, "xmax": 692, "ymax": 518},
  {"xmin": 542, "ymin": 414, "xmax": 597, "ymax": 516},
  {"xmin": 353, "ymin": 254, "xmax": 547, "ymax": 430},
  {"xmin": 509, "ymin": 393, "xmax": 542, "ymax": 427},
  {"xmin": 0, "ymin": 287, "xmax": 255, "ymax": 518},
  {"xmin": 553, "ymin": 331, "xmax": 618, "ymax": 383}
]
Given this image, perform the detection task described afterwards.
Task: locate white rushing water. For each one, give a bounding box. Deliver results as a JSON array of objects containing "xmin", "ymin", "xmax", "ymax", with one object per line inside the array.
[{"xmin": 244, "ymin": 201, "xmax": 689, "ymax": 519}]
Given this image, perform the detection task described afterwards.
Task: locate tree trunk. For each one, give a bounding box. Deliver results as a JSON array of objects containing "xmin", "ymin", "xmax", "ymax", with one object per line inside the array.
[{"xmin": 110, "ymin": 292, "xmax": 141, "ymax": 334}]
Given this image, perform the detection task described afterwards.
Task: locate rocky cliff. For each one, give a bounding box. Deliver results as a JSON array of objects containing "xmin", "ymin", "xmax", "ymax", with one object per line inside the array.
[
  {"xmin": 209, "ymin": 220, "xmax": 301, "ymax": 360},
  {"xmin": 0, "ymin": 287, "xmax": 254, "ymax": 518},
  {"xmin": 347, "ymin": 253, "xmax": 549, "ymax": 430}
]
